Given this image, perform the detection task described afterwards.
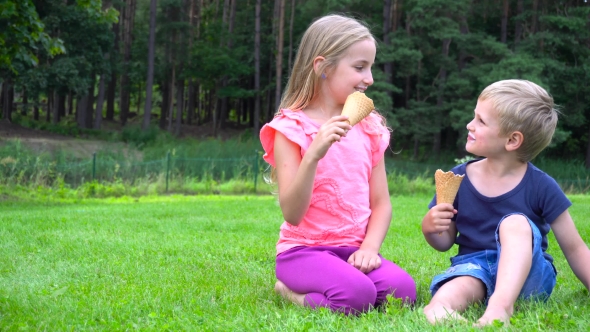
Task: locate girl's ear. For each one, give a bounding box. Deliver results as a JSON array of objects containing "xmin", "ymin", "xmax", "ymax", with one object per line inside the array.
[
  {"xmin": 313, "ymin": 56, "xmax": 325, "ymax": 76},
  {"xmin": 505, "ymin": 131, "xmax": 523, "ymax": 152}
]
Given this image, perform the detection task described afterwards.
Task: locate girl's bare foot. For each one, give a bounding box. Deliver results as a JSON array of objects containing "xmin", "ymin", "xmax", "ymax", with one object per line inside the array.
[{"xmin": 274, "ymin": 280, "xmax": 306, "ymax": 306}]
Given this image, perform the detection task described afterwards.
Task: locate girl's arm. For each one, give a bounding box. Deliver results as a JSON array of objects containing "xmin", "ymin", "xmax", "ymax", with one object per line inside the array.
[
  {"xmin": 347, "ymin": 158, "xmax": 391, "ymax": 273},
  {"xmin": 551, "ymin": 209, "xmax": 590, "ymax": 290},
  {"xmin": 274, "ymin": 116, "xmax": 351, "ymax": 226}
]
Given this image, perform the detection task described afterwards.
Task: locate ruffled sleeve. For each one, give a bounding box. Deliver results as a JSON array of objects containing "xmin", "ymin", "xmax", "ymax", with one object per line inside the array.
[
  {"xmin": 259, "ymin": 109, "xmax": 319, "ymax": 167},
  {"xmin": 360, "ymin": 113, "xmax": 390, "ymax": 167}
]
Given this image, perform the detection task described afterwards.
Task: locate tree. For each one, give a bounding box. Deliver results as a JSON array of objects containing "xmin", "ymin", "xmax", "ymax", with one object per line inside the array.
[
  {"xmin": 274, "ymin": 0, "xmax": 286, "ymax": 112},
  {"xmin": 119, "ymin": 0, "xmax": 137, "ymax": 126},
  {"xmin": 253, "ymin": 0, "xmax": 261, "ymax": 135},
  {"xmin": 0, "ymin": 0, "xmax": 64, "ymax": 121},
  {"xmin": 142, "ymin": 0, "xmax": 157, "ymax": 130}
]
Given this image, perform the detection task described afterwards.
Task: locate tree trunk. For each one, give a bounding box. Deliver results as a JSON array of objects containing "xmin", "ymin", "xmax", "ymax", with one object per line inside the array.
[
  {"xmin": 531, "ymin": 0, "xmax": 539, "ymax": 34},
  {"xmin": 287, "ymin": 0, "xmax": 295, "ymax": 73},
  {"xmin": 159, "ymin": 82, "xmax": 168, "ymax": 129},
  {"xmin": 46, "ymin": 94, "xmax": 50, "ymax": 122},
  {"xmin": 1, "ymin": 79, "xmax": 13, "ymax": 122},
  {"xmin": 33, "ymin": 98, "xmax": 39, "ymax": 121},
  {"xmin": 433, "ymin": 38, "xmax": 451, "ymax": 159},
  {"xmin": 119, "ymin": 0, "xmax": 137, "ymax": 126},
  {"xmin": 274, "ymin": 0, "xmax": 286, "ymax": 111},
  {"xmin": 143, "ymin": 0, "xmax": 157, "ymax": 130},
  {"xmin": 106, "ymin": 9, "xmax": 120, "ymax": 122},
  {"xmin": 196, "ymin": 84, "xmax": 202, "ymax": 124},
  {"xmin": 392, "ymin": 0, "xmax": 401, "ymax": 33},
  {"xmin": 58, "ymin": 94, "xmax": 66, "ymax": 118},
  {"xmin": 501, "ymin": 0, "xmax": 509, "ymax": 44},
  {"xmin": 458, "ymin": 16, "xmax": 470, "ymax": 71},
  {"xmin": 383, "ymin": 0, "xmax": 393, "ymax": 100},
  {"xmin": 86, "ymin": 83, "xmax": 95, "ymax": 129},
  {"xmin": 67, "ymin": 92, "xmax": 73, "ymax": 116},
  {"xmin": 217, "ymin": 0, "xmax": 237, "ymax": 131},
  {"xmin": 175, "ymin": 80, "xmax": 184, "ymax": 136},
  {"xmin": 76, "ymin": 95, "xmax": 88, "ymax": 129},
  {"xmin": 167, "ymin": 68, "xmax": 175, "ymax": 132},
  {"xmin": 254, "ymin": 0, "xmax": 261, "ymax": 135},
  {"xmin": 52, "ymin": 90, "xmax": 60, "ymax": 124},
  {"xmin": 0, "ymin": 83, "xmax": 3, "ymax": 117},
  {"xmin": 186, "ymin": 0, "xmax": 196, "ymax": 126},
  {"xmin": 514, "ymin": 0, "xmax": 524, "ymax": 48},
  {"xmin": 95, "ymin": 73, "xmax": 107, "ymax": 129},
  {"xmin": 21, "ymin": 89, "xmax": 28, "ymax": 116}
]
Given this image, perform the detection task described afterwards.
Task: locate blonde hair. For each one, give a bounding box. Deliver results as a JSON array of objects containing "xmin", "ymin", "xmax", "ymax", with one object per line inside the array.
[
  {"xmin": 479, "ymin": 79, "xmax": 559, "ymax": 162},
  {"xmin": 266, "ymin": 15, "xmax": 387, "ymax": 186},
  {"xmin": 279, "ymin": 14, "xmax": 377, "ymax": 112}
]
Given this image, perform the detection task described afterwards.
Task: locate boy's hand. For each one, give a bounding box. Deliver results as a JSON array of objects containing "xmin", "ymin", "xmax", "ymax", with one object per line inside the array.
[
  {"xmin": 348, "ymin": 249, "xmax": 381, "ymax": 274},
  {"xmin": 422, "ymin": 203, "xmax": 457, "ymax": 234}
]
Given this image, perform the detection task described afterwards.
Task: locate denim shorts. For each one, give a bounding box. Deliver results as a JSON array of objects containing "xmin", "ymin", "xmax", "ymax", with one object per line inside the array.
[{"xmin": 430, "ymin": 213, "xmax": 557, "ymax": 301}]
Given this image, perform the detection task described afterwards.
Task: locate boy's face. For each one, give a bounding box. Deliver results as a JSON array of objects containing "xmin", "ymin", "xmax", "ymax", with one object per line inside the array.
[
  {"xmin": 324, "ymin": 39, "xmax": 376, "ymax": 106},
  {"xmin": 465, "ymin": 99, "xmax": 507, "ymax": 157}
]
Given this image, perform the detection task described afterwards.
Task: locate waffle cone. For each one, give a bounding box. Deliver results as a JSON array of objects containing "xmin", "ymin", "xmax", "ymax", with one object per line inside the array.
[
  {"xmin": 340, "ymin": 91, "xmax": 374, "ymax": 126},
  {"xmin": 435, "ymin": 169, "xmax": 464, "ymax": 205}
]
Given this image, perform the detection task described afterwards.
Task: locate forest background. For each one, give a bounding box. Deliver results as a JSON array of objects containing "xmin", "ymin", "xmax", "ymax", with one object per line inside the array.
[{"xmin": 1, "ymin": 0, "xmax": 590, "ymax": 191}]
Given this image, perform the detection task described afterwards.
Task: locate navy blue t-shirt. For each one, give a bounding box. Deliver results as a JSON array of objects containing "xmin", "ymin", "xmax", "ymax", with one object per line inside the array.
[{"xmin": 428, "ymin": 160, "xmax": 572, "ymax": 263}]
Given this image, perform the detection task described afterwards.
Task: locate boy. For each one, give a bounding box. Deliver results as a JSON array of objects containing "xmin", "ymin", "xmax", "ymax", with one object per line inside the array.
[{"xmin": 421, "ymin": 79, "xmax": 590, "ymax": 326}]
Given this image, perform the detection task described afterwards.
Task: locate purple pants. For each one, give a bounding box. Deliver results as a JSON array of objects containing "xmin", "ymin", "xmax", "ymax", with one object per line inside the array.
[{"xmin": 276, "ymin": 246, "xmax": 416, "ymax": 315}]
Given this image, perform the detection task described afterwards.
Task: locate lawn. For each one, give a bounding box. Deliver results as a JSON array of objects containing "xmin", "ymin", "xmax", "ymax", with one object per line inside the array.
[{"xmin": 1, "ymin": 195, "xmax": 589, "ymax": 331}]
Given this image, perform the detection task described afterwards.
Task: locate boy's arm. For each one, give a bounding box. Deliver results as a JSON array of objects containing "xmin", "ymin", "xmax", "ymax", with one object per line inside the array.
[
  {"xmin": 551, "ymin": 209, "xmax": 590, "ymax": 290},
  {"xmin": 421, "ymin": 205, "xmax": 457, "ymax": 252},
  {"xmin": 348, "ymin": 158, "xmax": 391, "ymax": 273}
]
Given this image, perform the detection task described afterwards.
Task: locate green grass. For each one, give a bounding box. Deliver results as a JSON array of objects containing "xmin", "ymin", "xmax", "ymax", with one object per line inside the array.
[{"xmin": 1, "ymin": 195, "xmax": 589, "ymax": 330}]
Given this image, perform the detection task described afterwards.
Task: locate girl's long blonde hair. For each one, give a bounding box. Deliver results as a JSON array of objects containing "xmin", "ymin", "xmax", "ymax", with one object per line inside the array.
[{"xmin": 278, "ymin": 14, "xmax": 376, "ymax": 113}]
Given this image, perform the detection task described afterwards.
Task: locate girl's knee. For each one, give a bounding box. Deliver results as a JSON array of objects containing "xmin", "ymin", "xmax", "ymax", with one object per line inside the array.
[
  {"xmin": 331, "ymin": 279, "xmax": 377, "ymax": 314},
  {"xmin": 385, "ymin": 274, "xmax": 417, "ymax": 304}
]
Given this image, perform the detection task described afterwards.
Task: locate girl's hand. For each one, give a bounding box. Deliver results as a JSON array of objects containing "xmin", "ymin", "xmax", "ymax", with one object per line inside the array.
[
  {"xmin": 348, "ymin": 249, "xmax": 381, "ymax": 274},
  {"xmin": 422, "ymin": 203, "xmax": 456, "ymax": 234},
  {"xmin": 306, "ymin": 116, "xmax": 352, "ymax": 161}
]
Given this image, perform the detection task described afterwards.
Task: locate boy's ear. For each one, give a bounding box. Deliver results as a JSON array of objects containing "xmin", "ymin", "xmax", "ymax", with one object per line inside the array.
[
  {"xmin": 313, "ymin": 56, "xmax": 325, "ymax": 75},
  {"xmin": 505, "ymin": 131, "xmax": 524, "ymax": 151}
]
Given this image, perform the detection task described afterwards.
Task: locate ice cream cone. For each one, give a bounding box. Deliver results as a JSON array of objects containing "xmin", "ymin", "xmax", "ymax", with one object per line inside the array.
[
  {"xmin": 435, "ymin": 169, "xmax": 464, "ymax": 205},
  {"xmin": 340, "ymin": 91, "xmax": 374, "ymax": 126}
]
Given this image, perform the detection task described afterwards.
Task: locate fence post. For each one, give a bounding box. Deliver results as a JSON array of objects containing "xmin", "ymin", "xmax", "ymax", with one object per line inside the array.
[
  {"xmin": 166, "ymin": 151, "xmax": 171, "ymax": 192},
  {"xmin": 92, "ymin": 152, "xmax": 96, "ymax": 181},
  {"xmin": 254, "ymin": 150, "xmax": 259, "ymax": 193}
]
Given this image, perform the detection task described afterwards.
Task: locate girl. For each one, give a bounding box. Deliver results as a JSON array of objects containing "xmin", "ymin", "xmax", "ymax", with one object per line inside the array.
[{"xmin": 260, "ymin": 14, "xmax": 416, "ymax": 315}]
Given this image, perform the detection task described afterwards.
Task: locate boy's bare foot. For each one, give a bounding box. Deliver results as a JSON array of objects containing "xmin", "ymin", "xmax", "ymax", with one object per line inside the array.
[
  {"xmin": 423, "ymin": 303, "xmax": 468, "ymax": 325},
  {"xmin": 475, "ymin": 305, "xmax": 511, "ymax": 327},
  {"xmin": 274, "ymin": 280, "xmax": 306, "ymax": 306}
]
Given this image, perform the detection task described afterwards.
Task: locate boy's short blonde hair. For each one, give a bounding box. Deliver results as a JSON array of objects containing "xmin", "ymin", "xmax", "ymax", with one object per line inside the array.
[{"xmin": 479, "ymin": 79, "xmax": 559, "ymax": 162}]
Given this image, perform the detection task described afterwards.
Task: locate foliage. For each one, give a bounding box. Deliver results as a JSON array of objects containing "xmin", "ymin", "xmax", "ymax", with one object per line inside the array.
[
  {"xmin": 2, "ymin": 0, "xmax": 590, "ymax": 164},
  {"xmin": 0, "ymin": 0, "xmax": 64, "ymax": 72}
]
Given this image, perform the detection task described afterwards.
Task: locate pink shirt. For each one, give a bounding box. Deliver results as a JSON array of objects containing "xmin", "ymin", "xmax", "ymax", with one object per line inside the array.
[{"xmin": 260, "ymin": 109, "xmax": 390, "ymax": 255}]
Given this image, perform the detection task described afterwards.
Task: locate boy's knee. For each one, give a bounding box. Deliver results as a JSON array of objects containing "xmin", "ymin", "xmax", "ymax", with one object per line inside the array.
[{"xmin": 498, "ymin": 214, "xmax": 531, "ymax": 237}]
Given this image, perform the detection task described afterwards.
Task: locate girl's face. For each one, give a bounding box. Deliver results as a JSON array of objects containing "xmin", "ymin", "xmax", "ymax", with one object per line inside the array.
[
  {"xmin": 324, "ymin": 39, "xmax": 376, "ymax": 106},
  {"xmin": 466, "ymin": 99, "xmax": 507, "ymax": 157}
]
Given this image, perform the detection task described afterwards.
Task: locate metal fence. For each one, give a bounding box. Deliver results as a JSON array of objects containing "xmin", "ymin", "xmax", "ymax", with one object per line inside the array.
[{"xmin": 2, "ymin": 151, "xmax": 589, "ymax": 193}]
